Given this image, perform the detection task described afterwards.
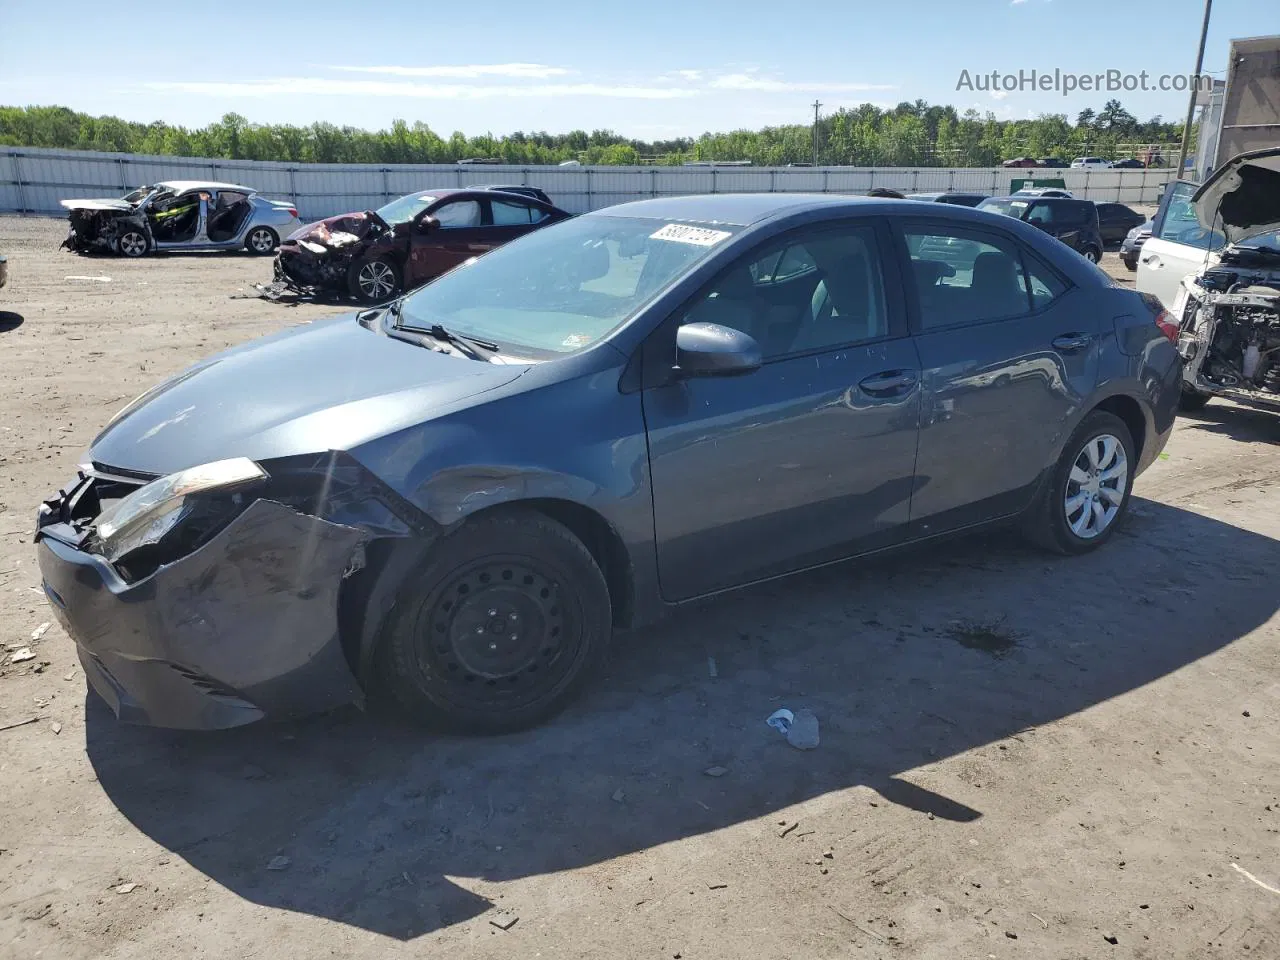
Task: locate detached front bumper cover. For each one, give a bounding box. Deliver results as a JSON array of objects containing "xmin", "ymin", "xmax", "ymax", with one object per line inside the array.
[{"xmin": 36, "ymin": 493, "xmax": 366, "ymax": 729}]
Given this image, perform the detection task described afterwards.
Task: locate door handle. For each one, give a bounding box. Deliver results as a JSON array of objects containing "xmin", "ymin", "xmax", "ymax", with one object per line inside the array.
[
  {"xmin": 1052, "ymin": 333, "xmax": 1094, "ymax": 352},
  {"xmin": 859, "ymin": 370, "xmax": 918, "ymax": 394},
  {"xmin": 1141, "ymin": 254, "xmax": 1161, "ymax": 267}
]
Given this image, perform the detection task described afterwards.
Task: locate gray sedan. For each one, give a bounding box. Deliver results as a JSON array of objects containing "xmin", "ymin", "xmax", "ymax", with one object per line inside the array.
[
  {"xmin": 35, "ymin": 194, "xmax": 1180, "ymax": 733},
  {"xmin": 60, "ymin": 181, "xmax": 300, "ymax": 257}
]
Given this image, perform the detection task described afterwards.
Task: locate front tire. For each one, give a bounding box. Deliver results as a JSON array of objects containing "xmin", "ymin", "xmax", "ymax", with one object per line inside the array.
[
  {"xmin": 348, "ymin": 257, "xmax": 401, "ymax": 303},
  {"xmin": 1023, "ymin": 410, "xmax": 1135, "ymax": 555},
  {"xmin": 1082, "ymin": 247, "xmax": 1101, "ymax": 264},
  {"xmin": 116, "ymin": 228, "xmax": 148, "ymax": 258},
  {"xmin": 244, "ymin": 226, "xmax": 279, "ymax": 255},
  {"xmin": 380, "ymin": 509, "xmax": 612, "ymax": 733}
]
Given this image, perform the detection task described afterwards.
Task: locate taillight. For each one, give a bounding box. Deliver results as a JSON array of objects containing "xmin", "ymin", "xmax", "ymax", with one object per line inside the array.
[
  {"xmin": 287, "ymin": 208, "xmax": 298, "ymax": 219},
  {"xmin": 1154, "ymin": 309, "xmax": 1179, "ymax": 344}
]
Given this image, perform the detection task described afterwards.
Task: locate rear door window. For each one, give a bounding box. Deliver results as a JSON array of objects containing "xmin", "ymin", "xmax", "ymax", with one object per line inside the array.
[
  {"xmin": 902, "ymin": 224, "xmax": 1067, "ymax": 329},
  {"xmin": 490, "ymin": 199, "xmax": 540, "ymax": 225}
]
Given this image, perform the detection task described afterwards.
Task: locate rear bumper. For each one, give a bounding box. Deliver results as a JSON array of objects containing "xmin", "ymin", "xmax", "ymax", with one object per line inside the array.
[{"xmin": 36, "ymin": 496, "xmax": 366, "ymax": 730}]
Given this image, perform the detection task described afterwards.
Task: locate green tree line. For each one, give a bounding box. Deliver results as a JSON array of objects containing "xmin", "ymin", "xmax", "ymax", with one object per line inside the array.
[{"xmin": 0, "ymin": 99, "xmax": 1184, "ymax": 166}]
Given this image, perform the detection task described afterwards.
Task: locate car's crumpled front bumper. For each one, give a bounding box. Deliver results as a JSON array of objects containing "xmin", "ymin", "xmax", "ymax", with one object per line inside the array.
[{"xmin": 36, "ymin": 481, "xmax": 366, "ymax": 730}]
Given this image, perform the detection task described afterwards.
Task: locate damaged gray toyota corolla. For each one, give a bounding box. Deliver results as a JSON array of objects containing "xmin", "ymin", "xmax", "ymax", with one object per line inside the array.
[{"xmin": 36, "ymin": 194, "xmax": 1179, "ymax": 733}]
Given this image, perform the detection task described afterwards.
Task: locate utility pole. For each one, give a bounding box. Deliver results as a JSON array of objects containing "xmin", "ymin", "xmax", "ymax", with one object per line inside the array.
[
  {"xmin": 812, "ymin": 100, "xmax": 822, "ymax": 165},
  {"xmin": 1176, "ymin": 0, "xmax": 1213, "ymax": 177}
]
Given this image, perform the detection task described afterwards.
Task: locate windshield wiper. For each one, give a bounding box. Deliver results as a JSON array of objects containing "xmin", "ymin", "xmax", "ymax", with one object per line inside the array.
[
  {"xmin": 387, "ymin": 300, "xmax": 497, "ymax": 359},
  {"xmin": 425, "ymin": 323, "xmax": 498, "ymax": 360}
]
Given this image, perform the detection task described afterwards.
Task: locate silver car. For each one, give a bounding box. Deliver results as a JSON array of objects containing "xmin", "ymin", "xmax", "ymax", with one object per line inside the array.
[{"xmin": 60, "ymin": 181, "xmax": 301, "ymax": 257}]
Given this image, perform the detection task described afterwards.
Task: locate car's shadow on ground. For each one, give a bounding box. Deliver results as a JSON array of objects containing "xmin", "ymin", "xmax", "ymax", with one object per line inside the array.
[
  {"xmin": 0, "ymin": 311, "xmax": 23, "ymax": 332},
  {"xmin": 85, "ymin": 497, "xmax": 1279, "ymax": 940},
  {"xmin": 1177, "ymin": 404, "xmax": 1279, "ymax": 443}
]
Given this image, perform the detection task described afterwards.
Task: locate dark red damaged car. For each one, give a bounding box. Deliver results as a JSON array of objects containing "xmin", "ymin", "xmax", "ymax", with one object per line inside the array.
[{"xmin": 274, "ymin": 188, "xmax": 570, "ymax": 303}]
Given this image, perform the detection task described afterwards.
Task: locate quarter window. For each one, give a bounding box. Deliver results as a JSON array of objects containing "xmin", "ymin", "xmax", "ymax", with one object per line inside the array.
[{"xmin": 681, "ymin": 224, "xmax": 888, "ymax": 359}]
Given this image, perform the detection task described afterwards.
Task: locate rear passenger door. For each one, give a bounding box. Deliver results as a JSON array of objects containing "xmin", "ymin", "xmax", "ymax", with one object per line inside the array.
[{"xmin": 895, "ymin": 220, "xmax": 1100, "ymax": 536}]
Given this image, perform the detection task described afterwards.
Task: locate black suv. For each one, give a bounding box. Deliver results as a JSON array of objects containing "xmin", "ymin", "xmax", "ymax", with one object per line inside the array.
[
  {"xmin": 1093, "ymin": 202, "xmax": 1147, "ymax": 244},
  {"xmin": 977, "ymin": 196, "xmax": 1104, "ymax": 262}
]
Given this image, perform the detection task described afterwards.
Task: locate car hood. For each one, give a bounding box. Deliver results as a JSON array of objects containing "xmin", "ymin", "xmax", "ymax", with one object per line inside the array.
[
  {"xmin": 1194, "ymin": 146, "xmax": 1280, "ymax": 245},
  {"xmin": 89, "ymin": 314, "xmax": 528, "ymax": 476},
  {"xmin": 60, "ymin": 198, "xmax": 135, "ymax": 212},
  {"xmin": 286, "ymin": 210, "xmax": 387, "ymax": 247}
]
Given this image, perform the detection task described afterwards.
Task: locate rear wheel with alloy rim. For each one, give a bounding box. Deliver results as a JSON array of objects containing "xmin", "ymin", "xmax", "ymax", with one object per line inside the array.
[
  {"xmin": 380, "ymin": 509, "xmax": 612, "ymax": 733},
  {"xmin": 1023, "ymin": 410, "xmax": 1135, "ymax": 554},
  {"xmin": 348, "ymin": 257, "xmax": 401, "ymax": 303},
  {"xmin": 245, "ymin": 226, "xmax": 278, "ymax": 255}
]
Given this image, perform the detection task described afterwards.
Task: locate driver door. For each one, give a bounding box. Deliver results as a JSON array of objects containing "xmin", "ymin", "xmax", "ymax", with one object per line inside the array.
[{"xmin": 406, "ymin": 198, "xmax": 486, "ymax": 288}]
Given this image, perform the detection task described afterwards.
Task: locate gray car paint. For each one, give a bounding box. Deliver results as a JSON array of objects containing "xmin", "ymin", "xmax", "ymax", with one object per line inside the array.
[{"xmin": 37, "ymin": 194, "xmax": 1181, "ymax": 729}]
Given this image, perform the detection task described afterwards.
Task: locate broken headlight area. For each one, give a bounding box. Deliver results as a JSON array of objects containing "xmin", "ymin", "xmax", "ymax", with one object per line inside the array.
[
  {"xmin": 61, "ymin": 209, "xmax": 145, "ymax": 255},
  {"xmin": 274, "ymin": 244, "xmax": 352, "ymax": 291},
  {"xmin": 83, "ymin": 458, "xmax": 268, "ymax": 580},
  {"xmin": 39, "ymin": 452, "xmax": 426, "ymax": 585}
]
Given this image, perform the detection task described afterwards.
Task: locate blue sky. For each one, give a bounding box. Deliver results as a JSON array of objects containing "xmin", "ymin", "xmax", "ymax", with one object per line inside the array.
[{"xmin": 0, "ymin": 0, "xmax": 1273, "ymax": 137}]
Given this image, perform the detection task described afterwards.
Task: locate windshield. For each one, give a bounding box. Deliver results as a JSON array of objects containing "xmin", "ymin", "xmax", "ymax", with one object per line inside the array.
[
  {"xmin": 396, "ymin": 215, "xmax": 740, "ymax": 358},
  {"xmin": 375, "ymin": 192, "xmax": 437, "ymax": 226},
  {"xmin": 977, "ymin": 199, "xmax": 1030, "ymax": 219},
  {"xmin": 122, "ymin": 186, "xmax": 151, "ymax": 204},
  {"xmin": 1230, "ymin": 230, "xmax": 1280, "ymax": 254}
]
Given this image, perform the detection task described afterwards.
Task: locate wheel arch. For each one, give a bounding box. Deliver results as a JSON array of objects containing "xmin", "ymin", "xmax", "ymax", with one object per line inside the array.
[
  {"xmin": 343, "ymin": 497, "xmax": 636, "ymax": 689},
  {"xmin": 1090, "ymin": 392, "xmax": 1148, "ymax": 462}
]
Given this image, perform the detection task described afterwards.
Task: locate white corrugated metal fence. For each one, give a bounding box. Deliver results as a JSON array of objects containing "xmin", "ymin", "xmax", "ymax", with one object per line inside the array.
[{"xmin": 0, "ymin": 147, "xmax": 1171, "ymax": 220}]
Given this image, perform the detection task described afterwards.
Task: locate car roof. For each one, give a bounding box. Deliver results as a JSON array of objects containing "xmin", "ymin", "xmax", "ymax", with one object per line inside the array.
[
  {"xmin": 155, "ymin": 180, "xmax": 257, "ymax": 194},
  {"xmin": 587, "ymin": 193, "xmax": 909, "ymax": 226}
]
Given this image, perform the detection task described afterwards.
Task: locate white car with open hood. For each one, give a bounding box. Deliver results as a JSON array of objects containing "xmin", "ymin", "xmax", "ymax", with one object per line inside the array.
[{"xmin": 1138, "ymin": 147, "xmax": 1280, "ymax": 413}]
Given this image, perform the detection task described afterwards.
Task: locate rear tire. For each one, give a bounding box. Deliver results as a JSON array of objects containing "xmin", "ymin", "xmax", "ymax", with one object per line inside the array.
[
  {"xmin": 1022, "ymin": 410, "xmax": 1135, "ymax": 555},
  {"xmin": 348, "ymin": 257, "xmax": 401, "ymax": 303},
  {"xmin": 244, "ymin": 226, "xmax": 278, "ymax": 255},
  {"xmin": 379, "ymin": 509, "xmax": 612, "ymax": 734},
  {"xmin": 1082, "ymin": 247, "xmax": 1101, "ymax": 264},
  {"xmin": 1178, "ymin": 387, "xmax": 1212, "ymax": 412}
]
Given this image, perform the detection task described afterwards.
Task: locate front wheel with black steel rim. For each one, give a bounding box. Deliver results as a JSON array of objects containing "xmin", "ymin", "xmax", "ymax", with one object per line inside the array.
[
  {"xmin": 1022, "ymin": 410, "xmax": 1135, "ymax": 555},
  {"xmin": 348, "ymin": 256, "xmax": 401, "ymax": 303},
  {"xmin": 244, "ymin": 226, "xmax": 278, "ymax": 255},
  {"xmin": 380, "ymin": 509, "xmax": 612, "ymax": 733},
  {"xmin": 116, "ymin": 229, "xmax": 148, "ymax": 258}
]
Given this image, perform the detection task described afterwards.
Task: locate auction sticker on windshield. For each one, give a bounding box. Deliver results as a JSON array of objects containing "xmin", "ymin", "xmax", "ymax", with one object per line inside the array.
[{"xmin": 650, "ymin": 224, "xmax": 733, "ymax": 246}]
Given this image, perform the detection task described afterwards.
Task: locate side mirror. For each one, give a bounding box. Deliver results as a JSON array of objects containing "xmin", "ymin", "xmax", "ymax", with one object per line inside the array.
[
  {"xmin": 675, "ymin": 322, "xmax": 762, "ymax": 378},
  {"xmin": 416, "ymin": 215, "xmax": 439, "ymax": 234}
]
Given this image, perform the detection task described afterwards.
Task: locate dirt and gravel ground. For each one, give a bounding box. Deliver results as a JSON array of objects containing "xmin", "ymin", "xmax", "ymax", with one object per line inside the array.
[{"xmin": 0, "ymin": 214, "xmax": 1277, "ymax": 960}]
